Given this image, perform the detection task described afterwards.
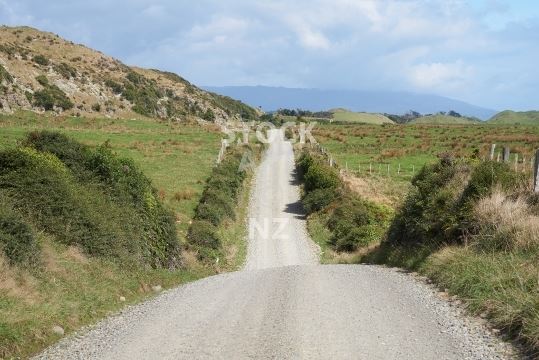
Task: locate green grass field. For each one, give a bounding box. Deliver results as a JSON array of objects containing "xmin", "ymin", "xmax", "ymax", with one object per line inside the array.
[
  {"xmin": 330, "ymin": 109, "xmax": 394, "ymax": 124},
  {"xmin": 314, "ymin": 123, "xmax": 539, "ymax": 192}
]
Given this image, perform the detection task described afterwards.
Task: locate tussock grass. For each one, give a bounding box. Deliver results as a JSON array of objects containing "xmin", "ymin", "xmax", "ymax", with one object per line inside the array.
[{"xmin": 472, "ymin": 189, "xmax": 539, "ymax": 251}]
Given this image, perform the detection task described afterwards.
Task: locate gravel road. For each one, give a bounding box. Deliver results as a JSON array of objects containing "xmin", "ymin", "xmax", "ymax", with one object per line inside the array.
[{"xmin": 34, "ymin": 130, "xmax": 517, "ymax": 360}]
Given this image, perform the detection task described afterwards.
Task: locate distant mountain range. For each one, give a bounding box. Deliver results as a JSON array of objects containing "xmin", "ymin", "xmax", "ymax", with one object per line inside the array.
[{"xmin": 204, "ymin": 86, "xmax": 497, "ymax": 120}]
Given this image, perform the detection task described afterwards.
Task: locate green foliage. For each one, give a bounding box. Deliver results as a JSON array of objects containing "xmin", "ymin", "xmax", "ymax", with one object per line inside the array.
[
  {"xmin": 298, "ymin": 150, "xmax": 390, "ymax": 252},
  {"xmin": 461, "ymin": 161, "xmax": 523, "ymax": 204},
  {"xmin": 327, "ymin": 196, "xmax": 391, "ymax": 251},
  {"xmin": 53, "ymin": 62, "xmax": 77, "ymax": 79},
  {"xmin": 32, "ymin": 54, "xmax": 49, "ymax": 66},
  {"xmin": 33, "ymin": 76, "xmax": 73, "ymax": 111},
  {"xmin": 304, "ymin": 162, "xmax": 339, "ymax": 193},
  {"xmin": 387, "ymin": 157, "xmax": 525, "ymax": 248},
  {"xmin": 188, "ymin": 220, "xmax": 220, "ymax": 249},
  {"xmin": 302, "ymin": 188, "xmax": 336, "ymax": 214},
  {"xmin": 203, "ymin": 108, "xmax": 215, "ymax": 121},
  {"xmin": 195, "ymin": 189, "xmax": 236, "ymax": 226},
  {"xmin": 104, "ymin": 79, "xmax": 123, "ymax": 94},
  {"xmin": 206, "ymin": 92, "xmax": 258, "ymax": 120},
  {"xmin": 0, "ymin": 198, "xmax": 39, "ymax": 265},
  {"xmin": 188, "ymin": 149, "xmax": 248, "ymax": 259},
  {"xmin": 0, "ymin": 64, "xmax": 13, "ymax": 84},
  {"xmin": 121, "ymin": 71, "xmax": 164, "ymax": 117},
  {"xmin": 9, "ymin": 131, "xmax": 180, "ymax": 267},
  {"xmin": 35, "ymin": 75, "xmax": 48, "ymax": 86}
]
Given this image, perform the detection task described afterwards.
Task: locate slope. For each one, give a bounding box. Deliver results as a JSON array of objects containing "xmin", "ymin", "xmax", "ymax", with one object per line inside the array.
[
  {"xmin": 409, "ymin": 114, "xmax": 481, "ymax": 125},
  {"xmin": 330, "ymin": 109, "xmax": 394, "ymax": 124},
  {"xmin": 488, "ymin": 110, "xmax": 539, "ymax": 125},
  {"xmin": 0, "ymin": 26, "xmax": 257, "ymax": 122}
]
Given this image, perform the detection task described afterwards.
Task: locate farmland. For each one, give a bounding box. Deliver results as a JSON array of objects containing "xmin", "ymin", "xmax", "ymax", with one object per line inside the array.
[{"xmin": 313, "ymin": 123, "xmax": 539, "ymax": 199}]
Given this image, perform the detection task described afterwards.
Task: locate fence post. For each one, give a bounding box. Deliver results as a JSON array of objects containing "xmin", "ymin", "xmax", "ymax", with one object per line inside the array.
[
  {"xmin": 490, "ymin": 144, "xmax": 496, "ymax": 160},
  {"xmin": 534, "ymin": 150, "xmax": 539, "ymax": 192},
  {"xmin": 387, "ymin": 164, "xmax": 390, "ymax": 176},
  {"xmin": 496, "ymin": 153, "xmax": 501, "ymax": 162},
  {"xmin": 514, "ymin": 154, "xmax": 519, "ymax": 172},
  {"xmin": 398, "ymin": 163, "xmax": 401, "ymax": 175},
  {"xmin": 369, "ymin": 163, "xmax": 372, "ymax": 175},
  {"xmin": 503, "ymin": 147, "xmax": 510, "ymax": 163}
]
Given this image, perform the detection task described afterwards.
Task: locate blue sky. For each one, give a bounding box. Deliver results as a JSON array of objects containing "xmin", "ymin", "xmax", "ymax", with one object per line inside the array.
[{"xmin": 1, "ymin": 0, "xmax": 538, "ymax": 110}]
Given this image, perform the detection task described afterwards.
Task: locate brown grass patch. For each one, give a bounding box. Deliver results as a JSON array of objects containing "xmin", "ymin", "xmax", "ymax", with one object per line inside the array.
[
  {"xmin": 472, "ymin": 189, "xmax": 539, "ymax": 250},
  {"xmin": 173, "ymin": 189, "xmax": 196, "ymax": 201}
]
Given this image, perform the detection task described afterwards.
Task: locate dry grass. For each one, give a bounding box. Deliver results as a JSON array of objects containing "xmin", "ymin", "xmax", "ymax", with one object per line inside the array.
[
  {"xmin": 173, "ymin": 189, "xmax": 197, "ymax": 201},
  {"xmin": 340, "ymin": 171, "xmax": 409, "ymax": 208},
  {"xmin": 472, "ymin": 189, "xmax": 539, "ymax": 251}
]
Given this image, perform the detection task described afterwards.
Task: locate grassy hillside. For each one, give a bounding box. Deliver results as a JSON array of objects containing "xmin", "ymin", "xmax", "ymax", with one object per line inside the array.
[
  {"xmin": 0, "ymin": 26, "xmax": 258, "ymax": 122},
  {"xmin": 0, "ymin": 111, "xmax": 256, "ymax": 358},
  {"xmin": 330, "ymin": 109, "xmax": 394, "ymax": 124},
  {"xmin": 488, "ymin": 110, "xmax": 539, "ymax": 125},
  {"xmin": 409, "ymin": 114, "xmax": 480, "ymax": 125}
]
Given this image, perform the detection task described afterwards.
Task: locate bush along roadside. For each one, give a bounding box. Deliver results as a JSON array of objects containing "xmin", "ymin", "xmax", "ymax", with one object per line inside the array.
[
  {"xmin": 297, "ymin": 149, "xmax": 392, "ymax": 258},
  {"xmin": 364, "ymin": 155, "xmax": 539, "ymax": 355},
  {"xmin": 0, "ymin": 130, "xmax": 192, "ymax": 358},
  {"xmin": 187, "ymin": 144, "xmax": 260, "ymax": 267}
]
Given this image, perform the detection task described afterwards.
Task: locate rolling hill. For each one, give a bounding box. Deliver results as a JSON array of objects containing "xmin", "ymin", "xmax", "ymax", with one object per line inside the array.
[
  {"xmin": 487, "ymin": 110, "xmax": 539, "ymax": 125},
  {"xmin": 330, "ymin": 109, "xmax": 393, "ymax": 124},
  {"xmin": 205, "ymin": 86, "xmax": 497, "ymax": 120},
  {"xmin": 0, "ymin": 26, "xmax": 257, "ymax": 122},
  {"xmin": 409, "ymin": 114, "xmax": 481, "ymax": 125}
]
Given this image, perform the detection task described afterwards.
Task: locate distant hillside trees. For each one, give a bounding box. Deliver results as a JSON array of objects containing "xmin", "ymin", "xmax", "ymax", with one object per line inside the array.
[{"xmin": 277, "ymin": 108, "xmax": 332, "ymax": 119}]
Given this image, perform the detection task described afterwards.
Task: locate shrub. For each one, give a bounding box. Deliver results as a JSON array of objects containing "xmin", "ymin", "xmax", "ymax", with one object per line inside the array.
[
  {"xmin": 387, "ymin": 157, "xmax": 527, "ymax": 248},
  {"xmin": 188, "ymin": 220, "xmax": 220, "ymax": 249},
  {"xmin": 53, "ymin": 62, "xmax": 77, "ymax": 79},
  {"xmin": 328, "ymin": 196, "xmax": 391, "ymax": 251},
  {"xmin": 33, "ymin": 78, "xmax": 73, "ymax": 111},
  {"xmin": 35, "ymin": 75, "xmax": 48, "ymax": 86},
  {"xmin": 0, "ymin": 199, "xmax": 39, "ymax": 265},
  {"xmin": 303, "ymin": 162, "xmax": 339, "ymax": 193},
  {"xmin": 186, "ymin": 148, "xmax": 248, "ymax": 258},
  {"xmin": 203, "ymin": 109, "xmax": 215, "ymax": 121},
  {"xmin": 91, "ymin": 103, "xmax": 101, "ymax": 112},
  {"xmin": 0, "ymin": 64, "xmax": 13, "ymax": 84},
  {"xmin": 195, "ymin": 188, "xmax": 236, "ymax": 225},
  {"xmin": 20, "ymin": 131, "xmax": 180, "ymax": 267},
  {"xmin": 105, "ymin": 79, "xmax": 123, "ymax": 94},
  {"xmin": 302, "ymin": 187, "xmax": 336, "ymax": 214},
  {"xmin": 32, "ymin": 54, "xmax": 49, "ymax": 66}
]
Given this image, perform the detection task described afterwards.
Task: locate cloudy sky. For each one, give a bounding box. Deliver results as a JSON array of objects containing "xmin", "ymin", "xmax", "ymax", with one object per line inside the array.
[{"xmin": 1, "ymin": 0, "xmax": 538, "ymax": 110}]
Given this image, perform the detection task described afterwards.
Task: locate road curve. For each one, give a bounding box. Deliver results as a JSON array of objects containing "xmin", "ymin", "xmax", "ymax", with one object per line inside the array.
[{"xmin": 34, "ymin": 130, "xmax": 514, "ymax": 360}]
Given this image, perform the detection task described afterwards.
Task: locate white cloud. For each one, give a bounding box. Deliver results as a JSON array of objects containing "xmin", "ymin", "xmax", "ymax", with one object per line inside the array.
[
  {"xmin": 408, "ymin": 60, "xmax": 474, "ymax": 89},
  {"xmin": 288, "ymin": 20, "xmax": 330, "ymax": 50}
]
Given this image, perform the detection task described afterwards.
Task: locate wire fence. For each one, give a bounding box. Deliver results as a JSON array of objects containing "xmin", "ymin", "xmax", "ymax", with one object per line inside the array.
[{"xmin": 311, "ymin": 142, "xmax": 539, "ymax": 192}]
